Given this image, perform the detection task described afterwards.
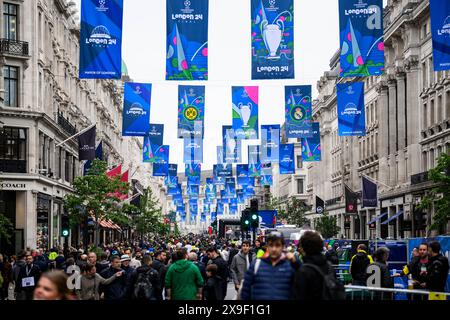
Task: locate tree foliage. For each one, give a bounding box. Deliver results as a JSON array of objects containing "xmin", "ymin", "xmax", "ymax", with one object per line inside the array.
[
  {"xmin": 132, "ymin": 187, "xmax": 166, "ymax": 237},
  {"xmin": 268, "ymin": 196, "xmax": 309, "ymax": 227},
  {"xmin": 418, "ymin": 153, "xmax": 450, "ymax": 235},
  {"xmin": 315, "ymin": 212, "xmax": 340, "ymax": 239},
  {"xmin": 0, "ymin": 213, "xmax": 13, "ymax": 244}
]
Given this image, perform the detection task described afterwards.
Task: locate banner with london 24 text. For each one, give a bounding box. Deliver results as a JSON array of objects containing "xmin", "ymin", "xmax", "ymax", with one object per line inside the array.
[
  {"xmin": 248, "ymin": 145, "xmax": 262, "ymax": 177},
  {"xmin": 237, "ymin": 164, "xmax": 250, "ymax": 186},
  {"xmin": 337, "ymin": 82, "xmax": 366, "ymax": 136},
  {"xmin": 430, "ymin": 0, "xmax": 450, "ymax": 71},
  {"xmin": 223, "ymin": 126, "xmax": 242, "ymax": 164},
  {"xmin": 302, "ymin": 122, "xmax": 321, "ymax": 162},
  {"xmin": 339, "ymin": 0, "xmax": 384, "ymax": 77},
  {"xmin": 80, "ymin": 0, "xmax": 123, "ymax": 79},
  {"xmin": 186, "ymin": 164, "xmax": 201, "ymax": 185},
  {"xmin": 143, "ymin": 124, "xmax": 169, "ymax": 163},
  {"xmin": 122, "ymin": 83, "xmax": 151, "ymax": 136},
  {"xmin": 285, "ymin": 86, "xmax": 313, "ymax": 138},
  {"xmin": 178, "ymin": 86, "xmax": 205, "ymax": 138},
  {"xmin": 183, "ymin": 137, "xmax": 203, "ymax": 164},
  {"xmin": 166, "ymin": 0, "xmax": 208, "ymax": 80},
  {"xmin": 279, "ymin": 144, "xmax": 295, "ymax": 174},
  {"xmin": 251, "ymin": 0, "xmax": 294, "ymax": 79},
  {"xmin": 261, "ymin": 125, "xmax": 280, "ymax": 164},
  {"xmin": 232, "ymin": 86, "xmax": 259, "ymax": 140}
]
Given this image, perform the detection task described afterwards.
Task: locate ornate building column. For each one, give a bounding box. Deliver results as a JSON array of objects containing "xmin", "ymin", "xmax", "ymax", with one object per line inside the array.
[
  {"xmin": 377, "ymin": 83, "xmax": 389, "ymax": 186},
  {"xmin": 396, "ymin": 71, "xmax": 407, "ymax": 184},
  {"xmin": 388, "ymin": 78, "xmax": 398, "ymax": 186}
]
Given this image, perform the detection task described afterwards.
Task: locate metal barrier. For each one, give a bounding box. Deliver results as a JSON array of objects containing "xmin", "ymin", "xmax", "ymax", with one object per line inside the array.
[{"xmin": 345, "ymin": 285, "xmax": 450, "ymax": 301}]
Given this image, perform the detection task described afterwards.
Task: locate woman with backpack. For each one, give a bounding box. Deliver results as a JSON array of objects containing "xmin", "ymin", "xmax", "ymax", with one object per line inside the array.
[{"xmin": 76, "ymin": 263, "xmax": 123, "ymax": 300}]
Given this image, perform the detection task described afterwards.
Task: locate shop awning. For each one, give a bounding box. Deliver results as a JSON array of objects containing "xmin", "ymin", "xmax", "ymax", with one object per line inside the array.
[
  {"xmin": 367, "ymin": 212, "xmax": 388, "ymax": 225},
  {"xmin": 381, "ymin": 211, "xmax": 404, "ymax": 225}
]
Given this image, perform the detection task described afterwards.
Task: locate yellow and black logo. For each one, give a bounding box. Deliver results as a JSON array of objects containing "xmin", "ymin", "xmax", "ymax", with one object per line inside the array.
[{"xmin": 184, "ymin": 106, "xmax": 198, "ymax": 121}]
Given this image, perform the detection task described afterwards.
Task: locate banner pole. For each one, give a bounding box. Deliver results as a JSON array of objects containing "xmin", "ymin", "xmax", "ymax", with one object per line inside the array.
[{"xmin": 56, "ymin": 123, "xmax": 97, "ymax": 148}]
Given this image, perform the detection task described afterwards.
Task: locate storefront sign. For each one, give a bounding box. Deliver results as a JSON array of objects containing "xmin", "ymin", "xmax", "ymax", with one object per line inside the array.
[{"xmin": 0, "ymin": 182, "xmax": 28, "ymax": 190}]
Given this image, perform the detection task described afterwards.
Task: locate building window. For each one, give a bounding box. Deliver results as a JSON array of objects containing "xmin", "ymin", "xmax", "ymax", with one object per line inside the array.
[
  {"xmin": 446, "ymin": 91, "xmax": 450, "ymax": 120},
  {"xmin": 422, "ymin": 62, "xmax": 427, "ymax": 89},
  {"xmin": 297, "ymin": 179, "xmax": 304, "ymax": 194},
  {"xmin": 429, "ymin": 149, "xmax": 435, "ymax": 169},
  {"xmin": 3, "ymin": 3, "xmax": 18, "ymax": 40},
  {"xmin": 296, "ymin": 155, "xmax": 302, "ymax": 169},
  {"xmin": 4, "ymin": 66, "xmax": 18, "ymax": 107},
  {"xmin": 0, "ymin": 127, "xmax": 27, "ymax": 173},
  {"xmin": 430, "ymin": 99, "xmax": 435, "ymax": 127},
  {"xmin": 423, "ymin": 102, "xmax": 428, "ymax": 130}
]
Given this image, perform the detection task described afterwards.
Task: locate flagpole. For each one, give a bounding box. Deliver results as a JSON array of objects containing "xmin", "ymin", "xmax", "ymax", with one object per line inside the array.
[
  {"xmin": 361, "ymin": 173, "xmax": 391, "ymax": 190},
  {"xmin": 56, "ymin": 123, "xmax": 97, "ymax": 147}
]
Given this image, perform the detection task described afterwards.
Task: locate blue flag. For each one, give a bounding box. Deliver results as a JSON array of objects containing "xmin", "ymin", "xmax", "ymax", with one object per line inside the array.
[
  {"xmin": 223, "ymin": 126, "xmax": 242, "ymax": 164},
  {"xmin": 229, "ymin": 198, "xmax": 238, "ymax": 214},
  {"xmin": 122, "ymin": 83, "xmax": 151, "ymax": 136},
  {"xmin": 217, "ymin": 146, "xmax": 225, "ymax": 165},
  {"xmin": 261, "ymin": 125, "xmax": 280, "ymax": 164},
  {"xmin": 214, "ymin": 164, "xmax": 233, "ymax": 179},
  {"xmin": 339, "ymin": 0, "xmax": 384, "ymax": 77},
  {"xmin": 362, "ymin": 176, "xmax": 378, "ymax": 208},
  {"xmin": 169, "ymin": 164, "xmax": 178, "ymax": 177},
  {"xmin": 178, "ymin": 86, "xmax": 205, "ymax": 137},
  {"xmin": 185, "ymin": 164, "xmax": 201, "ymax": 185},
  {"xmin": 83, "ymin": 141, "xmax": 103, "ymax": 175},
  {"xmin": 184, "ymin": 137, "xmax": 203, "ymax": 164},
  {"xmin": 430, "ymin": 0, "xmax": 450, "ymax": 71},
  {"xmin": 232, "ymin": 87, "xmax": 259, "ymax": 140},
  {"xmin": 205, "ymin": 178, "xmax": 216, "ymax": 200},
  {"xmin": 143, "ymin": 125, "xmax": 168, "ymax": 163},
  {"xmin": 251, "ymin": 0, "xmax": 295, "ymax": 79},
  {"xmin": 279, "ymin": 144, "xmax": 295, "ymax": 174},
  {"xmin": 237, "ymin": 164, "xmax": 250, "ymax": 186},
  {"xmin": 248, "ymin": 146, "xmax": 262, "ymax": 177},
  {"xmin": 302, "ymin": 123, "xmax": 321, "ymax": 162},
  {"xmin": 245, "ymin": 184, "xmax": 255, "ymax": 197},
  {"xmin": 166, "ymin": 0, "xmax": 208, "ymax": 80},
  {"xmin": 153, "ymin": 163, "xmax": 169, "ymax": 177},
  {"xmin": 79, "ymin": 0, "xmax": 123, "ymax": 79},
  {"xmin": 237, "ymin": 189, "xmax": 245, "ymax": 203},
  {"xmin": 337, "ymin": 82, "xmax": 366, "ymax": 136},
  {"xmin": 285, "ymin": 86, "xmax": 313, "ymax": 138},
  {"xmin": 261, "ymin": 163, "xmax": 273, "ymax": 186}
]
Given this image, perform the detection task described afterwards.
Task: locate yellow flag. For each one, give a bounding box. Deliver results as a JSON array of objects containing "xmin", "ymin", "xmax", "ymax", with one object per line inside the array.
[{"xmin": 428, "ymin": 292, "xmax": 446, "ymax": 301}]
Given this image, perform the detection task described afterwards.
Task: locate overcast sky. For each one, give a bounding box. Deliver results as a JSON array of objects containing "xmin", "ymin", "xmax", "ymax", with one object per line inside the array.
[{"xmin": 74, "ymin": 0, "xmax": 354, "ymax": 171}]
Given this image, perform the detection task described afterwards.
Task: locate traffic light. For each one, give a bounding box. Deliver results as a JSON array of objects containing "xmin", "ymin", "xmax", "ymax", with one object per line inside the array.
[
  {"xmin": 250, "ymin": 199, "xmax": 259, "ymax": 229},
  {"xmin": 61, "ymin": 214, "xmax": 70, "ymax": 238},
  {"xmin": 241, "ymin": 209, "xmax": 251, "ymax": 232}
]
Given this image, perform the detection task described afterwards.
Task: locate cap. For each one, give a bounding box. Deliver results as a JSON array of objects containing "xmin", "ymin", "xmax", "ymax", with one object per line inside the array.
[{"xmin": 120, "ymin": 254, "xmax": 131, "ymax": 262}]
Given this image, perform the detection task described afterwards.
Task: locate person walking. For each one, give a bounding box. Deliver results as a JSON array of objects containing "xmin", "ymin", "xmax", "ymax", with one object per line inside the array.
[
  {"xmin": 152, "ymin": 250, "xmax": 168, "ymax": 300},
  {"xmin": 15, "ymin": 253, "xmax": 41, "ymax": 300},
  {"xmin": 426, "ymin": 241, "xmax": 450, "ymax": 293},
  {"xmin": 165, "ymin": 249, "xmax": 204, "ymax": 300},
  {"xmin": 33, "ymin": 271, "xmax": 72, "ymax": 300},
  {"xmin": 349, "ymin": 244, "xmax": 373, "ymax": 286},
  {"xmin": 77, "ymin": 263, "xmax": 123, "ymax": 300},
  {"xmin": 203, "ymin": 264, "xmax": 224, "ymax": 301},
  {"xmin": 99, "ymin": 256, "xmax": 127, "ymax": 300},
  {"xmin": 131, "ymin": 255, "xmax": 160, "ymax": 300},
  {"xmin": 230, "ymin": 240, "xmax": 254, "ymax": 294},
  {"xmin": 206, "ymin": 247, "xmax": 228, "ymax": 300}
]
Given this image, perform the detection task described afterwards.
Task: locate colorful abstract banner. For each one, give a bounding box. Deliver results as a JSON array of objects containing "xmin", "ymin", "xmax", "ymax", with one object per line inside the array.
[
  {"xmin": 232, "ymin": 86, "xmax": 259, "ymax": 140},
  {"xmin": 337, "ymin": 82, "xmax": 366, "ymax": 136},
  {"xmin": 279, "ymin": 144, "xmax": 295, "ymax": 174},
  {"xmin": 166, "ymin": 0, "xmax": 208, "ymax": 80},
  {"xmin": 301, "ymin": 122, "xmax": 321, "ymax": 162},
  {"xmin": 178, "ymin": 86, "xmax": 205, "ymax": 137},
  {"xmin": 122, "ymin": 83, "xmax": 151, "ymax": 136},
  {"xmin": 261, "ymin": 125, "xmax": 280, "ymax": 164},
  {"xmin": 79, "ymin": 0, "xmax": 123, "ymax": 79},
  {"xmin": 245, "ymin": 184, "xmax": 255, "ymax": 197},
  {"xmin": 237, "ymin": 189, "xmax": 245, "ymax": 203},
  {"xmin": 285, "ymin": 85, "xmax": 313, "ymax": 138},
  {"xmin": 339, "ymin": 0, "xmax": 384, "ymax": 77},
  {"xmin": 185, "ymin": 164, "xmax": 201, "ymax": 185},
  {"xmin": 251, "ymin": 0, "xmax": 294, "ymax": 79},
  {"xmin": 183, "ymin": 137, "xmax": 203, "ymax": 164},
  {"xmin": 430, "ymin": 0, "xmax": 450, "ymax": 71},
  {"xmin": 166, "ymin": 176, "xmax": 178, "ymax": 190},
  {"xmin": 261, "ymin": 163, "xmax": 273, "ymax": 186},
  {"xmin": 153, "ymin": 163, "xmax": 169, "ymax": 177},
  {"xmin": 248, "ymin": 146, "xmax": 262, "ymax": 177},
  {"xmin": 229, "ymin": 198, "xmax": 238, "ymax": 214},
  {"xmin": 143, "ymin": 125, "xmax": 167, "ymax": 163},
  {"xmin": 223, "ymin": 126, "xmax": 242, "ymax": 164},
  {"xmin": 205, "ymin": 178, "xmax": 216, "ymax": 199},
  {"xmin": 237, "ymin": 164, "xmax": 250, "ymax": 186}
]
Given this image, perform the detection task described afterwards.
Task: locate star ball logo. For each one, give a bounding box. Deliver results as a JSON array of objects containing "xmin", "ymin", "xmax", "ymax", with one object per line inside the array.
[
  {"xmin": 184, "ymin": 0, "xmax": 191, "ymax": 9},
  {"xmin": 438, "ymin": 16, "xmax": 450, "ymax": 36}
]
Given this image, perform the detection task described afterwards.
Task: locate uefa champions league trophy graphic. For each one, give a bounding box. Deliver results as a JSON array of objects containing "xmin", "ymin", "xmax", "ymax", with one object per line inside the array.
[
  {"xmin": 238, "ymin": 103, "xmax": 252, "ymax": 128},
  {"xmin": 261, "ymin": 18, "xmax": 284, "ymax": 60},
  {"xmin": 226, "ymin": 132, "xmax": 236, "ymax": 158}
]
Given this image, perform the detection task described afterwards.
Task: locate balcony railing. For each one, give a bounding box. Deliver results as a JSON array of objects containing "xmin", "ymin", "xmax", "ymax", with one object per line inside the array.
[
  {"xmin": 0, "ymin": 39, "xmax": 29, "ymax": 56},
  {"xmin": 57, "ymin": 112, "xmax": 77, "ymax": 136}
]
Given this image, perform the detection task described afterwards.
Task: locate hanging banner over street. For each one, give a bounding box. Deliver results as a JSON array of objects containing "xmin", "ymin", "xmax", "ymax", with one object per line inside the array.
[
  {"xmin": 279, "ymin": 144, "xmax": 295, "ymax": 174},
  {"xmin": 301, "ymin": 122, "xmax": 321, "ymax": 162},
  {"xmin": 339, "ymin": 0, "xmax": 384, "ymax": 77},
  {"xmin": 79, "ymin": 0, "xmax": 123, "ymax": 79},
  {"xmin": 337, "ymin": 82, "xmax": 366, "ymax": 136},
  {"xmin": 261, "ymin": 125, "xmax": 280, "ymax": 164},
  {"xmin": 285, "ymin": 85, "xmax": 313, "ymax": 138},
  {"xmin": 214, "ymin": 164, "xmax": 233, "ymax": 178},
  {"xmin": 430, "ymin": 0, "xmax": 450, "ymax": 71},
  {"xmin": 237, "ymin": 164, "xmax": 250, "ymax": 186},
  {"xmin": 248, "ymin": 145, "xmax": 262, "ymax": 177},
  {"xmin": 122, "ymin": 83, "xmax": 151, "ymax": 136},
  {"xmin": 185, "ymin": 164, "xmax": 201, "ymax": 185},
  {"xmin": 78, "ymin": 126, "xmax": 96, "ymax": 161},
  {"xmin": 251, "ymin": 0, "xmax": 295, "ymax": 79},
  {"xmin": 178, "ymin": 86, "xmax": 205, "ymax": 138},
  {"xmin": 183, "ymin": 137, "xmax": 203, "ymax": 164},
  {"xmin": 232, "ymin": 86, "xmax": 259, "ymax": 140},
  {"xmin": 362, "ymin": 176, "xmax": 378, "ymax": 208},
  {"xmin": 143, "ymin": 124, "xmax": 167, "ymax": 163},
  {"xmin": 223, "ymin": 126, "xmax": 242, "ymax": 164},
  {"xmin": 205, "ymin": 178, "xmax": 216, "ymax": 200},
  {"xmin": 153, "ymin": 163, "xmax": 169, "ymax": 177},
  {"xmin": 261, "ymin": 163, "xmax": 273, "ymax": 186},
  {"xmin": 168, "ymin": 164, "xmax": 178, "ymax": 177},
  {"xmin": 166, "ymin": 0, "xmax": 208, "ymax": 80},
  {"xmin": 237, "ymin": 189, "xmax": 245, "ymax": 203}
]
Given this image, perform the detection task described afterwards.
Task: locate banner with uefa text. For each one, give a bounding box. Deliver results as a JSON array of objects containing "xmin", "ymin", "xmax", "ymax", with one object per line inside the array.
[{"xmin": 122, "ymin": 83, "xmax": 151, "ymax": 136}]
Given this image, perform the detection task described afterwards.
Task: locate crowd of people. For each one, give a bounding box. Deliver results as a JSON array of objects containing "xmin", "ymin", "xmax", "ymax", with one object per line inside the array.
[{"xmin": 0, "ymin": 231, "xmax": 448, "ymax": 301}]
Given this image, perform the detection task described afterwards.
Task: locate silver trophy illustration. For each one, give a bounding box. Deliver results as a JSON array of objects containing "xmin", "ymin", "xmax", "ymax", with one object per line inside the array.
[
  {"xmin": 261, "ymin": 19, "xmax": 284, "ymax": 60},
  {"xmin": 238, "ymin": 102, "xmax": 252, "ymax": 127}
]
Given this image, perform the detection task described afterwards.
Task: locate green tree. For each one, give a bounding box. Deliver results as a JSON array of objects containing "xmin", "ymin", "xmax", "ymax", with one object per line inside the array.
[
  {"xmin": 132, "ymin": 187, "xmax": 165, "ymax": 239},
  {"xmin": 269, "ymin": 197, "xmax": 309, "ymax": 227},
  {"xmin": 0, "ymin": 213, "xmax": 13, "ymax": 244},
  {"xmin": 315, "ymin": 212, "xmax": 340, "ymax": 239},
  {"xmin": 418, "ymin": 153, "xmax": 450, "ymax": 235},
  {"xmin": 64, "ymin": 160, "xmax": 131, "ymax": 247}
]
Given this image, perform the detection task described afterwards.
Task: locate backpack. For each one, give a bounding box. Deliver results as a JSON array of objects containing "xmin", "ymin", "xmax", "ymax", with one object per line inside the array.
[
  {"xmin": 133, "ymin": 269, "xmax": 155, "ymax": 300},
  {"xmin": 303, "ymin": 262, "xmax": 346, "ymax": 301},
  {"xmin": 351, "ymin": 253, "xmax": 370, "ymax": 280}
]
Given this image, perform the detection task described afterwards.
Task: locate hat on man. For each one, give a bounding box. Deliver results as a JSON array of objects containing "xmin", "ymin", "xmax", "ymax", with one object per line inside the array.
[{"xmin": 120, "ymin": 254, "xmax": 131, "ymax": 262}]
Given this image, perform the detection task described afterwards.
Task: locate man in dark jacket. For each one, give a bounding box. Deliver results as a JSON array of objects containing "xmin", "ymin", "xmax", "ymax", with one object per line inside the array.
[
  {"xmin": 207, "ymin": 247, "xmax": 228, "ymax": 300},
  {"xmin": 120, "ymin": 254, "xmax": 136, "ymax": 299},
  {"xmin": 152, "ymin": 250, "xmax": 168, "ymax": 300},
  {"xmin": 228, "ymin": 243, "xmax": 239, "ymax": 267},
  {"xmin": 426, "ymin": 241, "xmax": 449, "ymax": 293},
  {"xmin": 130, "ymin": 255, "xmax": 160, "ymax": 300},
  {"xmin": 99, "ymin": 256, "xmax": 126, "ymax": 300},
  {"xmin": 350, "ymin": 244, "xmax": 373, "ymax": 286},
  {"xmin": 189, "ymin": 252, "xmax": 207, "ymax": 282},
  {"xmin": 15, "ymin": 253, "xmax": 41, "ymax": 300},
  {"xmin": 241, "ymin": 232, "xmax": 300, "ymax": 300}
]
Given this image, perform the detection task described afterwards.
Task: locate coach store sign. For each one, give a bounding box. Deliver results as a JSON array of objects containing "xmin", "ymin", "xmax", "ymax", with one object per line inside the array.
[{"xmin": 0, "ymin": 182, "xmax": 28, "ymax": 191}]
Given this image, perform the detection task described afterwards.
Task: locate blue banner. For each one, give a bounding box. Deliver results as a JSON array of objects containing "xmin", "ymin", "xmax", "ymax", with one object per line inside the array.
[
  {"xmin": 223, "ymin": 126, "xmax": 242, "ymax": 164},
  {"xmin": 261, "ymin": 125, "xmax": 280, "ymax": 163},
  {"xmin": 302, "ymin": 122, "xmax": 321, "ymax": 162},
  {"xmin": 79, "ymin": 0, "xmax": 123, "ymax": 79},
  {"xmin": 251, "ymin": 0, "xmax": 294, "ymax": 79},
  {"xmin": 430, "ymin": 0, "xmax": 450, "ymax": 71},
  {"xmin": 214, "ymin": 164, "xmax": 233, "ymax": 178},
  {"xmin": 248, "ymin": 146, "xmax": 262, "ymax": 177},
  {"xmin": 279, "ymin": 144, "xmax": 295, "ymax": 174},
  {"xmin": 229, "ymin": 198, "xmax": 238, "ymax": 214},
  {"xmin": 178, "ymin": 85, "xmax": 205, "ymax": 137},
  {"xmin": 169, "ymin": 164, "xmax": 178, "ymax": 177},
  {"xmin": 225, "ymin": 181, "xmax": 237, "ymax": 199},
  {"xmin": 232, "ymin": 86, "xmax": 259, "ymax": 140},
  {"xmin": 166, "ymin": 0, "xmax": 208, "ymax": 80},
  {"xmin": 339, "ymin": 0, "xmax": 384, "ymax": 77},
  {"xmin": 285, "ymin": 85, "xmax": 313, "ymax": 138},
  {"xmin": 153, "ymin": 163, "xmax": 169, "ymax": 177},
  {"xmin": 337, "ymin": 82, "xmax": 366, "ymax": 136},
  {"xmin": 166, "ymin": 176, "xmax": 179, "ymax": 190},
  {"xmin": 217, "ymin": 146, "xmax": 225, "ymax": 165},
  {"xmin": 184, "ymin": 137, "xmax": 203, "ymax": 164},
  {"xmin": 237, "ymin": 164, "xmax": 250, "ymax": 186},
  {"xmin": 185, "ymin": 164, "xmax": 201, "ymax": 185},
  {"xmin": 261, "ymin": 163, "xmax": 273, "ymax": 186},
  {"xmin": 259, "ymin": 210, "xmax": 277, "ymax": 228},
  {"xmin": 205, "ymin": 178, "xmax": 216, "ymax": 200},
  {"xmin": 237, "ymin": 189, "xmax": 245, "ymax": 203},
  {"xmin": 217, "ymin": 201, "xmax": 224, "ymax": 215},
  {"xmin": 245, "ymin": 184, "xmax": 255, "ymax": 197},
  {"xmin": 188, "ymin": 186, "xmax": 199, "ymax": 198},
  {"xmin": 143, "ymin": 125, "xmax": 168, "ymax": 163},
  {"xmin": 122, "ymin": 83, "xmax": 151, "ymax": 136},
  {"xmin": 362, "ymin": 176, "xmax": 378, "ymax": 208}
]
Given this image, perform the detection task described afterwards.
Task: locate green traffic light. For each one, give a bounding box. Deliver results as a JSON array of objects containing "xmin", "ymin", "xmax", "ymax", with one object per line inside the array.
[
  {"xmin": 245, "ymin": 220, "xmax": 250, "ymax": 225},
  {"xmin": 252, "ymin": 214, "xmax": 258, "ymax": 220},
  {"xmin": 62, "ymin": 230, "xmax": 69, "ymax": 237}
]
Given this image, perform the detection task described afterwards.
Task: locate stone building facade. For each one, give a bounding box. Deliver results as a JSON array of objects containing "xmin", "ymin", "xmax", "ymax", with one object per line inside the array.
[
  {"xmin": 306, "ymin": 0, "xmax": 450, "ymax": 239},
  {"xmin": 0, "ymin": 0, "xmax": 166, "ymax": 254}
]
